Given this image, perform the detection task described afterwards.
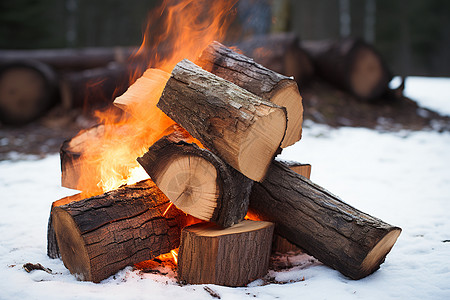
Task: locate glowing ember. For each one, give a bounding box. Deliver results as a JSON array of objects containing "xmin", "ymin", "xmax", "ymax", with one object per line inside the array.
[{"xmin": 75, "ymin": 0, "xmax": 237, "ymax": 197}]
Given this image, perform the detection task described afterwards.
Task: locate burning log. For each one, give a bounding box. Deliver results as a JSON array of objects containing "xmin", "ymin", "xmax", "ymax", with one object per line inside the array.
[
  {"xmin": 0, "ymin": 60, "xmax": 58, "ymax": 125},
  {"xmin": 301, "ymin": 38, "xmax": 391, "ymax": 100},
  {"xmin": 178, "ymin": 220, "xmax": 274, "ymax": 286},
  {"xmin": 235, "ymin": 33, "xmax": 315, "ymax": 85},
  {"xmin": 158, "ymin": 59, "xmax": 287, "ymax": 182},
  {"xmin": 50, "ymin": 179, "xmax": 186, "ymax": 283},
  {"xmin": 248, "ymin": 161, "xmax": 401, "ymax": 279},
  {"xmin": 137, "ymin": 129, "xmax": 253, "ymax": 228},
  {"xmin": 197, "ymin": 41, "xmax": 303, "ymax": 147}
]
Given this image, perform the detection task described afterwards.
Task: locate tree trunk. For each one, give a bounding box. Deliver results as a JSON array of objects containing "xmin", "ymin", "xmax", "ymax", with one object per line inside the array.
[
  {"xmin": 137, "ymin": 129, "xmax": 253, "ymax": 228},
  {"xmin": 51, "ymin": 179, "xmax": 186, "ymax": 283},
  {"xmin": 0, "ymin": 60, "xmax": 58, "ymax": 125},
  {"xmin": 197, "ymin": 41, "xmax": 303, "ymax": 148},
  {"xmin": 301, "ymin": 38, "xmax": 391, "ymax": 100},
  {"xmin": 248, "ymin": 161, "xmax": 401, "ymax": 279},
  {"xmin": 60, "ymin": 63, "xmax": 132, "ymax": 109},
  {"xmin": 0, "ymin": 47, "xmax": 137, "ymax": 71},
  {"xmin": 158, "ymin": 59, "xmax": 287, "ymax": 182},
  {"xmin": 235, "ymin": 33, "xmax": 315, "ymax": 85},
  {"xmin": 178, "ymin": 220, "xmax": 274, "ymax": 286}
]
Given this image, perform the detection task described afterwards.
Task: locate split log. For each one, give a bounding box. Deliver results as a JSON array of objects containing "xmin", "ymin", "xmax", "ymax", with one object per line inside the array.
[
  {"xmin": 248, "ymin": 161, "xmax": 401, "ymax": 279},
  {"xmin": 301, "ymin": 38, "xmax": 392, "ymax": 100},
  {"xmin": 281, "ymin": 160, "xmax": 312, "ymax": 179},
  {"xmin": 178, "ymin": 220, "xmax": 274, "ymax": 286},
  {"xmin": 60, "ymin": 63, "xmax": 132, "ymax": 109},
  {"xmin": 197, "ymin": 41, "xmax": 303, "ymax": 147},
  {"xmin": 137, "ymin": 130, "xmax": 253, "ymax": 228},
  {"xmin": 158, "ymin": 59, "xmax": 287, "ymax": 182},
  {"xmin": 50, "ymin": 179, "xmax": 186, "ymax": 283},
  {"xmin": 0, "ymin": 60, "xmax": 58, "ymax": 125},
  {"xmin": 113, "ymin": 68, "xmax": 171, "ymax": 119},
  {"xmin": 235, "ymin": 33, "xmax": 315, "ymax": 85},
  {"xmin": 0, "ymin": 47, "xmax": 137, "ymax": 71}
]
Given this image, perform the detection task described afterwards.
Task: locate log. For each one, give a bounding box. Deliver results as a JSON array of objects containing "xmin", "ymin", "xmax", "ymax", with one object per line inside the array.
[
  {"xmin": 0, "ymin": 60, "xmax": 58, "ymax": 125},
  {"xmin": 50, "ymin": 179, "xmax": 186, "ymax": 283},
  {"xmin": 197, "ymin": 41, "xmax": 303, "ymax": 148},
  {"xmin": 113, "ymin": 68, "xmax": 171, "ymax": 119},
  {"xmin": 137, "ymin": 129, "xmax": 253, "ymax": 228},
  {"xmin": 178, "ymin": 220, "xmax": 274, "ymax": 286},
  {"xmin": 235, "ymin": 33, "xmax": 315, "ymax": 85},
  {"xmin": 248, "ymin": 161, "xmax": 401, "ymax": 279},
  {"xmin": 158, "ymin": 59, "xmax": 287, "ymax": 182},
  {"xmin": 60, "ymin": 63, "xmax": 132, "ymax": 109},
  {"xmin": 301, "ymin": 38, "xmax": 392, "ymax": 100},
  {"xmin": 271, "ymin": 160, "xmax": 311, "ymax": 254},
  {"xmin": 0, "ymin": 47, "xmax": 137, "ymax": 71}
]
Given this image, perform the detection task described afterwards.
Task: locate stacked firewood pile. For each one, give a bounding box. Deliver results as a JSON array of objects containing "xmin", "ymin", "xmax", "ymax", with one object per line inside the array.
[{"xmin": 47, "ymin": 41, "xmax": 401, "ymax": 286}]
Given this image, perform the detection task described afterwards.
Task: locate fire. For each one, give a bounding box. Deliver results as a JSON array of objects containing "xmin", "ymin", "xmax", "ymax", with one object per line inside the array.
[{"xmin": 75, "ymin": 0, "xmax": 237, "ymax": 197}]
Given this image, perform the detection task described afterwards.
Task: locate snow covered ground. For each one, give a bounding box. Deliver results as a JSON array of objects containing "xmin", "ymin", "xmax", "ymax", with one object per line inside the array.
[{"xmin": 1, "ymin": 77, "xmax": 449, "ymax": 299}]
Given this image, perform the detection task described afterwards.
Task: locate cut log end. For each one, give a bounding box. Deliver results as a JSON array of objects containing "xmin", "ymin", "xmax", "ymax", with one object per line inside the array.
[
  {"xmin": 360, "ymin": 228, "xmax": 402, "ymax": 276},
  {"xmin": 350, "ymin": 46, "xmax": 385, "ymax": 99},
  {"xmin": 178, "ymin": 220, "xmax": 274, "ymax": 286},
  {"xmin": 52, "ymin": 207, "xmax": 92, "ymax": 281},
  {"xmin": 156, "ymin": 155, "xmax": 219, "ymax": 221},
  {"xmin": 239, "ymin": 107, "xmax": 286, "ymax": 181},
  {"xmin": 270, "ymin": 82, "xmax": 303, "ymax": 147}
]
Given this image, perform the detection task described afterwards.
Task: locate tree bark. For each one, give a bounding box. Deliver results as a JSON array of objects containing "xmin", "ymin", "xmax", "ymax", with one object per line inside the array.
[
  {"xmin": 51, "ymin": 179, "xmax": 186, "ymax": 283},
  {"xmin": 301, "ymin": 38, "xmax": 392, "ymax": 100},
  {"xmin": 137, "ymin": 130, "xmax": 253, "ymax": 228},
  {"xmin": 60, "ymin": 63, "xmax": 132, "ymax": 109},
  {"xmin": 0, "ymin": 47, "xmax": 137, "ymax": 71},
  {"xmin": 197, "ymin": 41, "xmax": 303, "ymax": 148},
  {"xmin": 178, "ymin": 220, "xmax": 274, "ymax": 286},
  {"xmin": 248, "ymin": 161, "xmax": 401, "ymax": 279},
  {"xmin": 158, "ymin": 59, "xmax": 287, "ymax": 182},
  {"xmin": 235, "ymin": 33, "xmax": 315, "ymax": 85}
]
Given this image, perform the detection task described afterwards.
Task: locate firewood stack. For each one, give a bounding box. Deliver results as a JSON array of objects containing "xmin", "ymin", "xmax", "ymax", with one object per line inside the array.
[{"xmin": 48, "ymin": 41, "xmax": 401, "ymax": 286}]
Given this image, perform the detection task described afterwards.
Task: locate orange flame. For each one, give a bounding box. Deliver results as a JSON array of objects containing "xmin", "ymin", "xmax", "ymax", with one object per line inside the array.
[{"xmin": 75, "ymin": 0, "xmax": 237, "ymax": 197}]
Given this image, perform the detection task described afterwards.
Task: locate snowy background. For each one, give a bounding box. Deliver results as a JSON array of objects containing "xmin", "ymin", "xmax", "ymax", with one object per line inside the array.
[{"xmin": 0, "ymin": 77, "xmax": 449, "ymax": 299}]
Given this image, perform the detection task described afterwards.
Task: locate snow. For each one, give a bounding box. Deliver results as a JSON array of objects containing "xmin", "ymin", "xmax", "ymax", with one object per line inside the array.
[{"xmin": 1, "ymin": 78, "xmax": 450, "ymax": 299}]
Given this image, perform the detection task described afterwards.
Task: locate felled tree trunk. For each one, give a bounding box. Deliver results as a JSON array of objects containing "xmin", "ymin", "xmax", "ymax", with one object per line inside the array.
[
  {"xmin": 50, "ymin": 179, "xmax": 186, "ymax": 283},
  {"xmin": 0, "ymin": 47, "xmax": 137, "ymax": 71},
  {"xmin": 137, "ymin": 129, "xmax": 253, "ymax": 228},
  {"xmin": 301, "ymin": 38, "xmax": 391, "ymax": 100},
  {"xmin": 158, "ymin": 59, "xmax": 287, "ymax": 182},
  {"xmin": 248, "ymin": 161, "xmax": 401, "ymax": 279},
  {"xmin": 178, "ymin": 220, "xmax": 274, "ymax": 286},
  {"xmin": 197, "ymin": 41, "xmax": 303, "ymax": 148},
  {"xmin": 235, "ymin": 33, "xmax": 314, "ymax": 85},
  {"xmin": 0, "ymin": 60, "xmax": 58, "ymax": 125},
  {"xmin": 60, "ymin": 63, "xmax": 132, "ymax": 109}
]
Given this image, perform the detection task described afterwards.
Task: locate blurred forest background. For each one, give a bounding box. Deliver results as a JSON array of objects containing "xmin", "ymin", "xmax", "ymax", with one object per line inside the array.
[{"xmin": 1, "ymin": 0, "xmax": 449, "ymax": 77}]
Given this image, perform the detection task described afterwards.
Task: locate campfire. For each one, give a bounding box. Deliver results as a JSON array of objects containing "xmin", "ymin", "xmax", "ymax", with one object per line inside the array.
[{"xmin": 47, "ymin": 0, "xmax": 401, "ymax": 286}]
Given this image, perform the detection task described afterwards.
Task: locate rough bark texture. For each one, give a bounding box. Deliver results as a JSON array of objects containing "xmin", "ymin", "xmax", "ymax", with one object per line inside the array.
[
  {"xmin": 51, "ymin": 179, "xmax": 186, "ymax": 283},
  {"xmin": 235, "ymin": 33, "xmax": 314, "ymax": 85},
  {"xmin": 248, "ymin": 161, "xmax": 401, "ymax": 279},
  {"xmin": 0, "ymin": 60, "xmax": 58, "ymax": 125},
  {"xmin": 197, "ymin": 41, "xmax": 303, "ymax": 147},
  {"xmin": 137, "ymin": 130, "xmax": 253, "ymax": 228},
  {"xmin": 178, "ymin": 220, "xmax": 274, "ymax": 286},
  {"xmin": 302, "ymin": 38, "xmax": 391, "ymax": 100},
  {"xmin": 158, "ymin": 59, "xmax": 287, "ymax": 182}
]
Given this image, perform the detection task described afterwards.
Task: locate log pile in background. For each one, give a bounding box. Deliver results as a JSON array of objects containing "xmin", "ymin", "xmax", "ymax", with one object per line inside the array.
[{"xmin": 50, "ymin": 40, "xmax": 401, "ymax": 285}]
